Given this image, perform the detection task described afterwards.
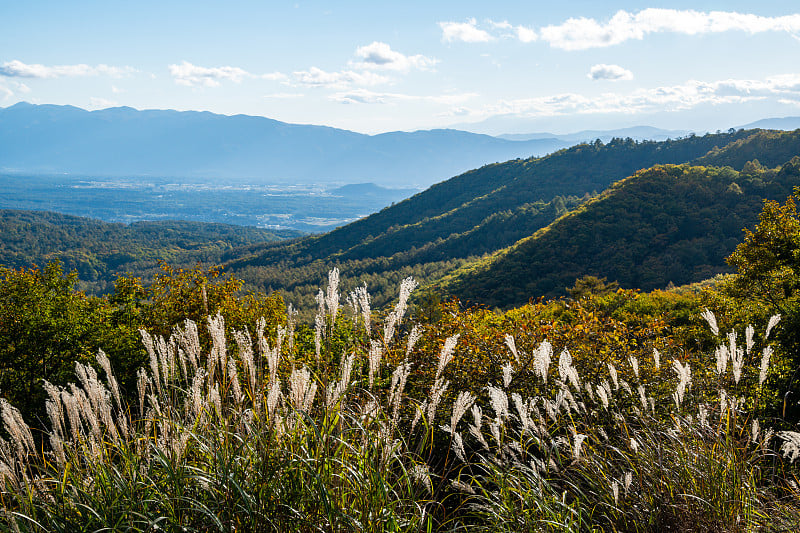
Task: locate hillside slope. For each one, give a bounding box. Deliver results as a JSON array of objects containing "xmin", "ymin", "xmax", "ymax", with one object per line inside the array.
[
  {"xmin": 223, "ymin": 130, "xmax": 761, "ymax": 309},
  {"xmin": 437, "ymin": 159, "xmax": 800, "ymax": 308},
  {"xmin": 0, "ymin": 210, "xmax": 300, "ymax": 292}
]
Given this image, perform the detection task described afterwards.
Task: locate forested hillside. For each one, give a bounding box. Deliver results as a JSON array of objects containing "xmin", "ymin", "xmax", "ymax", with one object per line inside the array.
[
  {"xmin": 438, "ymin": 159, "xmax": 800, "ymax": 307},
  {"xmin": 0, "ymin": 210, "xmax": 301, "ymax": 292},
  {"xmin": 221, "ymin": 129, "xmax": 761, "ymax": 310}
]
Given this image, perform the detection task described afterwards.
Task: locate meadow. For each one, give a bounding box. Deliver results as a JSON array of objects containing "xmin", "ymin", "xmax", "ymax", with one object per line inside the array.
[{"xmin": 1, "ymin": 268, "xmax": 799, "ymax": 532}]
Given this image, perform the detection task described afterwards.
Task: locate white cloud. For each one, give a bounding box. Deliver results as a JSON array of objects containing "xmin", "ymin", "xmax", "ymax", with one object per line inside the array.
[
  {"xmin": 516, "ymin": 25, "xmax": 538, "ymax": 43},
  {"xmin": 462, "ymin": 73, "xmax": 800, "ymax": 119},
  {"xmin": 264, "ymin": 92, "xmax": 305, "ymax": 99},
  {"xmin": 329, "ymin": 88, "xmax": 476, "ymax": 105},
  {"xmin": 589, "ymin": 64, "xmax": 633, "ymax": 81},
  {"xmin": 168, "ymin": 61, "xmax": 287, "ymax": 87},
  {"xmin": 293, "ymin": 67, "xmax": 389, "ymax": 89},
  {"xmin": 442, "ymin": 10, "xmax": 800, "ymax": 48},
  {"xmin": 353, "ymin": 42, "xmax": 437, "ymax": 72},
  {"xmin": 169, "ymin": 61, "xmax": 250, "ymax": 87},
  {"xmin": 0, "ymin": 60, "xmax": 135, "ymax": 78},
  {"xmin": 539, "ymin": 9, "xmax": 800, "ymax": 50},
  {"xmin": 439, "ymin": 18, "xmax": 493, "ymax": 43},
  {"xmin": 89, "ymin": 97, "xmax": 118, "ymax": 109}
]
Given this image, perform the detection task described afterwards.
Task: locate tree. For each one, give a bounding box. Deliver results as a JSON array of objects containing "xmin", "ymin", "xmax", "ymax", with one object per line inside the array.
[
  {"xmin": 725, "ymin": 188, "xmax": 800, "ymax": 407},
  {"xmin": 0, "ymin": 262, "xmax": 102, "ymax": 422}
]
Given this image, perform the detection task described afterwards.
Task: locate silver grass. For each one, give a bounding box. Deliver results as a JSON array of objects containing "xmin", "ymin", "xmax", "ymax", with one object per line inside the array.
[
  {"xmin": 393, "ymin": 276, "xmax": 417, "ymax": 331},
  {"xmin": 436, "ymin": 334, "xmax": 460, "ymax": 381},
  {"xmin": 777, "ymin": 431, "xmax": 800, "ymax": 463},
  {"xmin": 636, "ymin": 385, "xmax": 647, "ymax": 410},
  {"xmin": 315, "ymin": 289, "xmax": 324, "ymax": 362},
  {"xmin": 746, "ymin": 324, "xmax": 755, "ymax": 355},
  {"xmin": 0, "ymin": 400, "xmax": 34, "ymax": 461},
  {"xmin": 267, "ymin": 378, "xmax": 282, "ymax": 418},
  {"xmin": 672, "ymin": 359, "xmax": 691, "ymax": 407},
  {"xmin": 504, "ymin": 334, "xmax": 519, "ymax": 364},
  {"xmin": 558, "ymin": 348, "xmax": 580, "ymax": 390},
  {"xmin": 190, "ymin": 369, "xmax": 206, "ymax": 418},
  {"xmin": 368, "ymin": 340, "xmax": 383, "ymax": 389},
  {"xmin": 533, "ymin": 340, "xmax": 553, "ymax": 384},
  {"xmin": 325, "ymin": 267, "xmax": 340, "ymax": 326},
  {"xmin": 96, "ymin": 350, "xmax": 122, "ymax": 411},
  {"xmin": 387, "ymin": 360, "xmax": 412, "ymax": 423},
  {"xmin": 624, "ymin": 471, "xmax": 633, "ymax": 493},
  {"xmin": 327, "ymin": 351, "xmax": 356, "ymax": 409},
  {"xmin": 629, "ymin": 356, "xmax": 639, "ymax": 380},
  {"xmin": 426, "ymin": 377, "xmax": 449, "ymax": 423},
  {"xmin": 608, "ymin": 363, "xmax": 619, "ymax": 390},
  {"xmin": 698, "ymin": 404, "xmax": 708, "ymax": 427},
  {"xmin": 448, "ymin": 391, "xmax": 476, "ymax": 433},
  {"xmin": 411, "ymin": 400, "xmax": 427, "ymax": 433},
  {"xmin": 235, "ymin": 329, "xmax": 257, "ymax": 396},
  {"xmin": 451, "ymin": 479, "xmax": 476, "ymax": 495},
  {"xmin": 228, "ymin": 358, "xmax": 242, "ymax": 404},
  {"xmin": 760, "ymin": 346, "xmax": 773, "ymax": 386},
  {"xmin": 409, "ymin": 463, "xmax": 432, "ymax": 494},
  {"xmin": 487, "ymin": 385, "xmax": 509, "ymax": 422},
  {"xmin": 285, "ymin": 303, "xmax": 297, "ymax": 353},
  {"xmin": 729, "ymin": 332, "xmax": 745, "ymax": 385},
  {"xmin": 701, "ymin": 308, "xmax": 719, "ymax": 336},
  {"xmin": 612, "ymin": 479, "xmax": 620, "ymax": 505},
  {"xmin": 596, "ymin": 385, "xmax": 610, "ymax": 410},
  {"xmin": 207, "ymin": 314, "xmax": 227, "ymax": 384},
  {"xmin": 176, "ymin": 319, "xmax": 200, "ymax": 372},
  {"xmin": 629, "ymin": 438, "xmax": 639, "ymax": 453},
  {"xmin": 752, "ymin": 419, "xmax": 760, "ymax": 444},
  {"xmin": 715, "ymin": 345, "xmax": 729, "ymax": 375},
  {"xmin": 406, "ymin": 325, "xmax": 422, "ymax": 356},
  {"xmin": 653, "ymin": 348, "xmax": 661, "ymax": 370},
  {"xmin": 766, "ymin": 314, "xmax": 782, "ymax": 339},
  {"xmin": 620, "ymin": 379, "xmax": 632, "ymax": 397},
  {"xmin": 512, "ymin": 392, "xmax": 534, "ymax": 434},
  {"xmin": 209, "ymin": 384, "xmax": 223, "ymax": 418},
  {"xmin": 289, "ymin": 366, "xmax": 317, "ymax": 413},
  {"xmin": 469, "ymin": 405, "xmax": 489, "ymax": 450},
  {"xmin": 140, "ymin": 329, "xmax": 161, "ymax": 394},
  {"xmin": 573, "ymin": 433, "xmax": 588, "ymax": 460},
  {"xmin": 383, "ymin": 310, "xmax": 398, "ymax": 346},
  {"xmin": 452, "ymin": 432, "xmax": 466, "ymax": 461},
  {"xmin": 502, "ymin": 362, "xmax": 513, "ymax": 388}
]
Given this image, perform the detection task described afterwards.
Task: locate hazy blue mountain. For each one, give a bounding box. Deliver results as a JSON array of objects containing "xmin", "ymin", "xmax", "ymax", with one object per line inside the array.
[
  {"xmin": 737, "ymin": 117, "xmax": 800, "ymax": 131},
  {"xmin": 497, "ymin": 125, "xmax": 691, "ymax": 143},
  {"xmin": 0, "ymin": 102, "xmax": 570, "ymax": 188}
]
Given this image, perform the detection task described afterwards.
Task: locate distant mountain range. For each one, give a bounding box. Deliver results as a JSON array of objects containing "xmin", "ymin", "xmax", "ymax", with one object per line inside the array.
[
  {"xmin": 9, "ymin": 102, "xmax": 797, "ymax": 190},
  {"xmin": 0, "ymin": 102, "xmax": 572, "ymax": 188}
]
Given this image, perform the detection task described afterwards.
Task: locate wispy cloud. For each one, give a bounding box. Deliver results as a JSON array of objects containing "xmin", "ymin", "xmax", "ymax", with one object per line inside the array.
[
  {"xmin": 89, "ymin": 97, "xmax": 118, "ymax": 109},
  {"xmin": 168, "ymin": 61, "xmax": 286, "ymax": 87},
  {"xmin": 463, "ymin": 74, "xmax": 800, "ymax": 118},
  {"xmin": 352, "ymin": 42, "xmax": 437, "ymax": 72},
  {"xmin": 440, "ymin": 10, "xmax": 800, "ymax": 49},
  {"xmin": 264, "ymin": 92, "xmax": 305, "ymax": 99},
  {"xmin": 439, "ymin": 18, "xmax": 493, "ymax": 43},
  {"xmin": 0, "ymin": 60, "xmax": 135, "ymax": 78},
  {"xmin": 540, "ymin": 9, "xmax": 800, "ymax": 50},
  {"xmin": 589, "ymin": 64, "xmax": 633, "ymax": 81},
  {"xmin": 293, "ymin": 67, "xmax": 389, "ymax": 89},
  {"xmin": 329, "ymin": 88, "xmax": 476, "ymax": 105}
]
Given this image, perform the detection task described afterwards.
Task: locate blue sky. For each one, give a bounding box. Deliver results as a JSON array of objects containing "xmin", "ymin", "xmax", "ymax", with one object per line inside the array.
[{"xmin": 1, "ymin": 1, "xmax": 799, "ymax": 133}]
